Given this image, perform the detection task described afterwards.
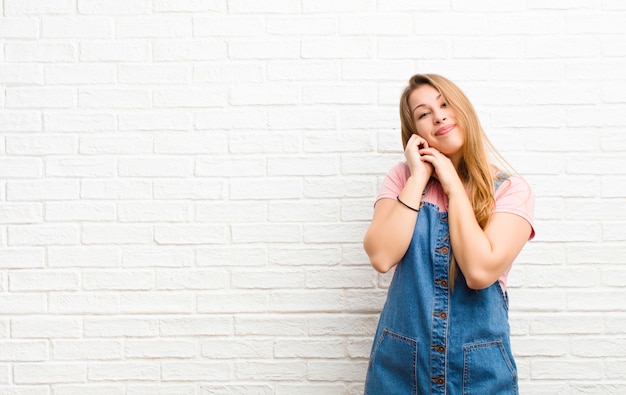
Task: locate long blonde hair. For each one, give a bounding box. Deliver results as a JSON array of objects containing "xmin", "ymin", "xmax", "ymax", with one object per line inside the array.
[{"xmin": 399, "ymin": 74, "xmax": 499, "ymax": 285}]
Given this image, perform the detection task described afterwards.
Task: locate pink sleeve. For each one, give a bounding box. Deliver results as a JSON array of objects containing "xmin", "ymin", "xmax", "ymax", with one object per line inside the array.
[
  {"xmin": 375, "ymin": 162, "xmax": 410, "ymax": 206},
  {"xmin": 494, "ymin": 176, "xmax": 536, "ymax": 240}
]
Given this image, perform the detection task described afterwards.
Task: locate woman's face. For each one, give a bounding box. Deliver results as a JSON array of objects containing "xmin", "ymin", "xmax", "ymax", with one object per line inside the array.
[{"xmin": 408, "ymin": 84, "xmax": 464, "ymax": 163}]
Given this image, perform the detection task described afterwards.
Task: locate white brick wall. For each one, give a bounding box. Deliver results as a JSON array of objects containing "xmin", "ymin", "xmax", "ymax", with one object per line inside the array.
[{"xmin": 0, "ymin": 0, "xmax": 625, "ymax": 393}]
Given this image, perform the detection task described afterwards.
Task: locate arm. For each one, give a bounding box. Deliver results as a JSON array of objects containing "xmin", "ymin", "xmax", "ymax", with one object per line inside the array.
[
  {"xmin": 419, "ymin": 147, "xmax": 532, "ymax": 290},
  {"xmin": 446, "ymin": 185, "xmax": 532, "ymax": 290},
  {"xmin": 363, "ymin": 175, "xmax": 429, "ymax": 273},
  {"xmin": 363, "ymin": 134, "xmax": 433, "ymax": 273}
]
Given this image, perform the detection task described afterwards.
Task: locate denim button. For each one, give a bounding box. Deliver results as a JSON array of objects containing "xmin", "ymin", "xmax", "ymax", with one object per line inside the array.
[
  {"xmin": 432, "ymin": 345, "xmax": 445, "ymax": 353},
  {"xmin": 431, "ymin": 377, "xmax": 445, "ymax": 385},
  {"xmin": 434, "ymin": 311, "xmax": 448, "ymax": 319}
]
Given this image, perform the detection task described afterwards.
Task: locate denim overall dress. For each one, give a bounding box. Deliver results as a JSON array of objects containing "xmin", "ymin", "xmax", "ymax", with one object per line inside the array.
[{"xmin": 364, "ymin": 178, "xmax": 518, "ymax": 395}]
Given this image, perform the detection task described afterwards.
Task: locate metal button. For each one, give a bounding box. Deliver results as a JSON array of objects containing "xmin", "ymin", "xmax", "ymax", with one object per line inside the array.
[
  {"xmin": 432, "ymin": 345, "xmax": 446, "ymax": 353},
  {"xmin": 431, "ymin": 377, "xmax": 445, "ymax": 385}
]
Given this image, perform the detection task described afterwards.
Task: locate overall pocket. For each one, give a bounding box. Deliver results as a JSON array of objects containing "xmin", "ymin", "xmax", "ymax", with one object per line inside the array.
[
  {"xmin": 364, "ymin": 329, "xmax": 418, "ymax": 395},
  {"xmin": 462, "ymin": 340, "xmax": 518, "ymax": 395}
]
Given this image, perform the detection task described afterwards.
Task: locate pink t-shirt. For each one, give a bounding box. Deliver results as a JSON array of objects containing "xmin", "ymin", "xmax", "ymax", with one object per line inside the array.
[{"xmin": 376, "ymin": 162, "xmax": 535, "ymax": 292}]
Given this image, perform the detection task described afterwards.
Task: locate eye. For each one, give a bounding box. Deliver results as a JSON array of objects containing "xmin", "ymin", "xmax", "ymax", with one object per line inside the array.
[
  {"xmin": 417, "ymin": 111, "xmax": 430, "ymax": 120},
  {"xmin": 441, "ymin": 102, "xmax": 448, "ymax": 108}
]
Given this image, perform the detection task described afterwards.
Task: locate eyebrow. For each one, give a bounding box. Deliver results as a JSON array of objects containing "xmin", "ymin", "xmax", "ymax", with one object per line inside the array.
[{"xmin": 412, "ymin": 94, "xmax": 442, "ymax": 114}]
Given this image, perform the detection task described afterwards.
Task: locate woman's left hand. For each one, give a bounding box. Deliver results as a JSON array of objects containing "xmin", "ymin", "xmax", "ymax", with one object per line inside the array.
[{"xmin": 418, "ymin": 146, "xmax": 463, "ymax": 196}]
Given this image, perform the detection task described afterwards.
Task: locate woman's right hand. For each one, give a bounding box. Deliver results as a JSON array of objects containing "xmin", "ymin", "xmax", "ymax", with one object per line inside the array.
[{"xmin": 404, "ymin": 134, "xmax": 433, "ymax": 180}]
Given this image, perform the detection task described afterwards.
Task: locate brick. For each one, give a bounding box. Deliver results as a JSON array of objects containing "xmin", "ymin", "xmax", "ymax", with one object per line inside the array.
[
  {"xmin": 0, "ymin": 18, "xmax": 39, "ymax": 38},
  {"xmin": 0, "ymin": 203, "xmax": 42, "ymax": 224},
  {"xmin": 84, "ymin": 318, "xmax": 158, "ymax": 338},
  {"xmin": 116, "ymin": 16, "xmax": 191, "ymax": 38},
  {"xmin": 44, "ymin": 112, "xmax": 114, "ymax": 132},
  {"xmin": 307, "ymin": 360, "xmax": 369, "ymax": 381},
  {"xmin": 82, "ymin": 270, "xmax": 154, "ymax": 290},
  {"xmin": 0, "ymin": 111, "xmax": 42, "ymax": 132},
  {"xmin": 128, "ymin": 385, "xmax": 196, "ymax": 395},
  {"xmin": 153, "ymin": 39, "xmax": 227, "ymax": 61},
  {"xmin": 80, "ymin": 179, "xmax": 151, "ymax": 200},
  {"xmin": 197, "ymin": 246, "xmax": 268, "ymax": 267},
  {"xmin": 155, "ymin": 269, "xmax": 228, "ymax": 290},
  {"xmin": 230, "ymin": 178, "xmax": 302, "ymax": 200},
  {"xmin": 270, "ymin": 18, "xmax": 335, "ymax": 37},
  {"xmin": 79, "ymin": 88, "xmax": 151, "ymax": 109},
  {"xmin": 78, "ymin": 0, "xmax": 151, "ymax": 15},
  {"xmin": 340, "ymin": 15, "xmax": 411, "ymax": 35},
  {"xmin": 302, "ymin": 0, "xmax": 373, "ymax": 13},
  {"xmin": 118, "ymin": 64, "xmax": 191, "ymax": 84},
  {"xmin": 269, "ymin": 245, "xmax": 341, "ymax": 266},
  {"xmin": 9, "ymin": 225, "xmax": 79, "ymax": 246},
  {"xmin": 120, "ymin": 292, "xmax": 193, "ymax": 314},
  {"xmin": 268, "ymin": 108, "xmax": 336, "ymax": 130},
  {"xmin": 304, "ymin": 176, "xmax": 376, "ymax": 198},
  {"xmin": 42, "ymin": 16, "xmax": 113, "ymax": 38},
  {"xmin": 118, "ymin": 202, "xmax": 191, "ymax": 222},
  {"xmin": 6, "ymin": 135, "xmax": 76, "ymax": 155},
  {"xmin": 45, "ymin": 202, "xmax": 116, "ymax": 222},
  {"xmin": 0, "ymin": 248, "xmax": 44, "ymax": 269},
  {"xmin": 88, "ymin": 362, "xmax": 159, "ymax": 381},
  {"xmin": 198, "ymin": 291, "xmax": 269, "ymax": 313},
  {"xmin": 79, "ymin": 134, "xmax": 152, "ymax": 154},
  {"xmin": 228, "ymin": 0, "xmax": 300, "ymax": 13},
  {"xmin": 9, "ymin": 271, "xmax": 80, "ymax": 292},
  {"xmin": 230, "ymin": 83, "xmax": 299, "ymax": 106},
  {"xmin": 118, "ymin": 111, "xmax": 192, "ymax": 131},
  {"xmin": 155, "ymin": 179, "xmax": 225, "ymax": 200},
  {"xmin": 6, "ymin": 87, "xmax": 75, "ymax": 109},
  {"xmin": 124, "ymin": 339, "xmax": 195, "ymax": 359},
  {"xmin": 12, "ymin": 317, "xmax": 81, "ymax": 338},
  {"xmin": 118, "ymin": 158, "xmax": 192, "ymax": 177},
  {"xmin": 235, "ymin": 360, "xmax": 308, "ymax": 381},
  {"xmin": 195, "ymin": 108, "xmax": 266, "ymax": 130},
  {"xmin": 155, "ymin": 132, "xmax": 227, "ymax": 154},
  {"xmin": 235, "ymin": 315, "xmax": 308, "ymax": 336},
  {"xmin": 46, "ymin": 157, "xmax": 116, "ymax": 178},
  {"xmin": 49, "ymin": 293, "xmax": 119, "ymax": 314},
  {"xmin": 153, "ymin": 0, "xmax": 223, "ymax": 12},
  {"xmin": 228, "ymin": 39, "xmax": 300, "ymax": 60},
  {"xmin": 194, "ymin": 16, "xmax": 265, "ymax": 36},
  {"xmin": 5, "ymin": 42, "xmax": 75, "ymax": 62},
  {"xmin": 5, "ymin": 0, "xmax": 74, "ymax": 15},
  {"xmin": 268, "ymin": 200, "xmax": 338, "ymax": 223},
  {"xmin": 0, "ymin": 63, "xmax": 43, "ymax": 84},
  {"xmin": 268, "ymin": 156, "xmax": 338, "ymax": 176},
  {"xmin": 48, "ymin": 247, "xmax": 120, "ymax": 268},
  {"xmin": 53, "ymin": 340, "xmax": 122, "ymax": 360},
  {"xmin": 162, "ymin": 361, "xmax": 232, "ymax": 381},
  {"xmin": 0, "ymin": 340, "xmax": 48, "ymax": 362},
  {"xmin": 229, "ymin": 131, "xmax": 299, "ymax": 154},
  {"xmin": 195, "ymin": 62, "xmax": 264, "ymax": 83},
  {"xmin": 155, "ymin": 87, "xmax": 226, "ymax": 107},
  {"xmin": 82, "ymin": 224, "xmax": 152, "ymax": 244},
  {"xmin": 155, "ymin": 224, "xmax": 228, "ymax": 245},
  {"xmin": 302, "ymin": 38, "xmax": 373, "ymax": 59},
  {"xmin": 123, "ymin": 247, "xmax": 193, "ymax": 268},
  {"xmin": 231, "ymin": 270, "xmax": 305, "ymax": 289},
  {"xmin": 232, "ymin": 224, "xmax": 302, "ymax": 243},
  {"xmin": 14, "ymin": 363, "xmax": 86, "ymax": 384},
  {"xmin": 159, "ymin": 316, "xmax": 233, "ymax": 336},
  {"xmin": 267, "ymin": 60, "xmax": 338, "ymax": 81},
  {"xmin": 201, "ymin": 338, "xmax": 273, "ymax": 359},
  {"xmin": 79, "ymin": 41, "xmax": 150, "ymax": 62}
]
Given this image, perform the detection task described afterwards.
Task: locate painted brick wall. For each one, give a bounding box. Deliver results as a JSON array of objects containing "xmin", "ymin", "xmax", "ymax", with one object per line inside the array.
[{"xmin": 1, "ymin": 0, "xmax": 625, "ymax": 393}]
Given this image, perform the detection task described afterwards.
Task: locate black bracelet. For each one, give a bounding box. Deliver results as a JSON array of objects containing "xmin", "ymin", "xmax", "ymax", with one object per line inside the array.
[{"xmin": 396, "ymin": 196, "xmax": 419, "ymax": 212}]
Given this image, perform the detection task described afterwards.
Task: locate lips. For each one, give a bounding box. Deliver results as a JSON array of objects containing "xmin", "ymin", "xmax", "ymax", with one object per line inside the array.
[{"xmin": 436, "ymin": 124, "xmax": 455, "ymax": 136}]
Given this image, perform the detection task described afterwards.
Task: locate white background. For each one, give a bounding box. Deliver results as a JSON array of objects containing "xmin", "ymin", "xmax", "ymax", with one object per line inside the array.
[{"xmin": 1, "ymin": 0, "xmax": 625, "ymax": 394}]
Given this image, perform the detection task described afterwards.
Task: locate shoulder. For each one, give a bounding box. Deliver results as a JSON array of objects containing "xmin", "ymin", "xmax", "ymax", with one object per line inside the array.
[
  {"xmin": 375, "ymin": 162, "xmax": 410, "ymax": 204},
  {"xmin": 493, "ymin": 174, "xmax": 535, "ymax": 239}
]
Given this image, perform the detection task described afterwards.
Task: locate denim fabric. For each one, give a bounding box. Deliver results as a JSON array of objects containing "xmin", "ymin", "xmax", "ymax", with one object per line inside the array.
[{"xmin": 365, "ymin": 178, "xmax": 518, "ymax": 395}]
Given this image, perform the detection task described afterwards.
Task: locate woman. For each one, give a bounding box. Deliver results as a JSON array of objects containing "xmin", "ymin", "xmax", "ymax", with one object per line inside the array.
[{"xmin": 363, "ymin": 74, "xmax": 534, "ymax": 395}]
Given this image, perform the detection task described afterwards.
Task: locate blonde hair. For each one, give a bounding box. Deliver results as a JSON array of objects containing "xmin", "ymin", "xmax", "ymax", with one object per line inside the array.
[{"xmin": 399, "ymin": 74, "xmax": 501, "ymax": 286}]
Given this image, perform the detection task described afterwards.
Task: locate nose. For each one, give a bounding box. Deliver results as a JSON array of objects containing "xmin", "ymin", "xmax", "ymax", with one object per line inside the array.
[{"xmin": 434, "ymin": 112, "xmax": 447, "ymax": 124}]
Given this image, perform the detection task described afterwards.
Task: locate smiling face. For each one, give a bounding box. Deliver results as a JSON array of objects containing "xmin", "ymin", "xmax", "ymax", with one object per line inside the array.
[{"xmin": 408, "ymin": 84, "xmax": 465, "ymax": 165}]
